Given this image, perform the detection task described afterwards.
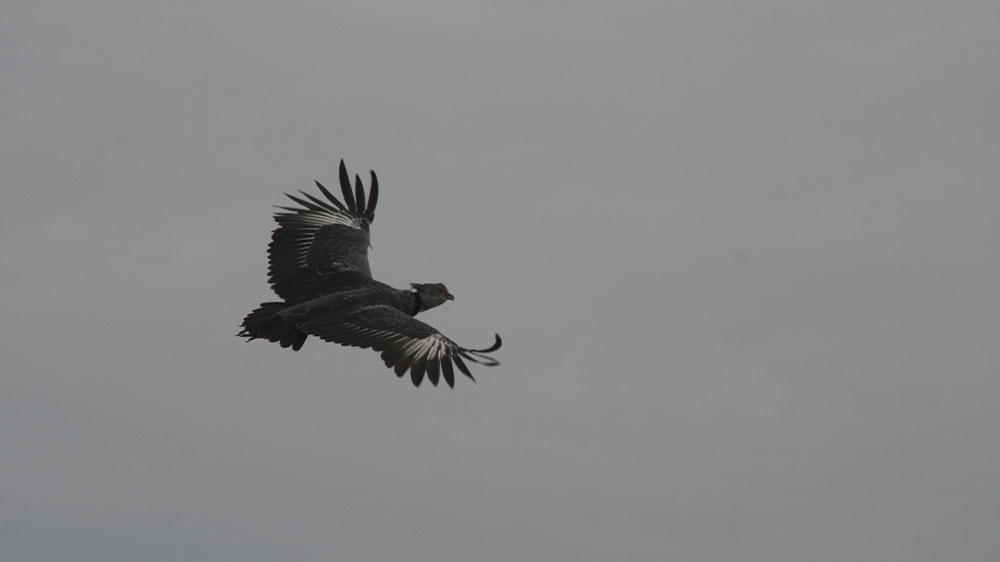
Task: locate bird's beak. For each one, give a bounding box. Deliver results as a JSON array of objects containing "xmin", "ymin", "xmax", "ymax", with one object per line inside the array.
[{"xmin": 446, "ymin": 293, "xmax": 455, "ymax": 301}]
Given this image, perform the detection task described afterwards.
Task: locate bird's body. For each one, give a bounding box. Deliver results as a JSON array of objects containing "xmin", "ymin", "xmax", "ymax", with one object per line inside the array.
[{"xmin": 238, "ymin": 160, "xmax": 501, "ymax": 387}]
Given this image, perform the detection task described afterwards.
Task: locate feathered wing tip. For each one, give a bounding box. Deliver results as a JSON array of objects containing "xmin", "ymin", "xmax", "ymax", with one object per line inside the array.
[
  {"xmin": 477, "ymin": 333, "xmax": 503, "ymax": 353},
  {"xmin": 310, "ymin": 179, "xmax": 346, "ymax": 212},
  {"xmin": 280, "ymin": 160, "xmax": 379, "ymax": 225},
  {"xmin": 376, "ymin": 333, "xmax": 502, "ymax": 389},
  {"xmin": 354, "ymin": 175, "xmax": 365, "ymax": 218},
  {"xmin": 462, "ymin": 333, "xmax": 502, "ymax": 365},
  {"xmin": 335, "ymin": 160, "xmax": 380, "ymax": 221},
  {"xmin": 453, "ymin": 333, "xmax": 502, "ymax": 383},
  {"xmin": 338, "ymin": 160, "xmax": 356, "ymax": 212},
  {"xmin": 366, "ymin": 170, "xmax": 378, "ymax": 222}
]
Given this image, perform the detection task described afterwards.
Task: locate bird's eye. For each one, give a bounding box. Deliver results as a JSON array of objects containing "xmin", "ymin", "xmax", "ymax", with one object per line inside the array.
[{"xmin": 439, "ymin": 289, "xmax": 446, "ymax": 295}]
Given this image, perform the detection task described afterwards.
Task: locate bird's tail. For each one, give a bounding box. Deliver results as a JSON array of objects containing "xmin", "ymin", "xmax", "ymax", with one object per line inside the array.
[{"xmin": 237, "ymin": 302, "xmax": 308, "ymax": 351}]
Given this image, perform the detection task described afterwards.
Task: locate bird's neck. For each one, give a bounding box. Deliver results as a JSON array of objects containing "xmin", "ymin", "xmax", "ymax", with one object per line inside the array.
[{"xmin": 410, "ymin": 290, "xmax": 424, "ymax": 316}]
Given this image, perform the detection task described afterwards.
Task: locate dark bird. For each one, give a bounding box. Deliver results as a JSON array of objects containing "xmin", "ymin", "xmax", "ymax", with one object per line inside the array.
[{"xmin": 238, "ymin": 160, "xmax": 501, "ymax": 387}]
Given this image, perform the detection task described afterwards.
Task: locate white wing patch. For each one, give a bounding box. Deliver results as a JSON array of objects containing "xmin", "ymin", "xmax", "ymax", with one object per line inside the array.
[
  {"xmin": 272, "ymin": 198, "xmax": 371, "ymax": 275},
  {"xmin": 282, "ymin": 206, "xmax": 365, "ymax": 229}
]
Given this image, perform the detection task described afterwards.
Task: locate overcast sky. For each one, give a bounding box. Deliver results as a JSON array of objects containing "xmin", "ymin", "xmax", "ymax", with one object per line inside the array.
[{"xmin": 2, "ymin": 1, "xmax": 999, "ymax": 561}]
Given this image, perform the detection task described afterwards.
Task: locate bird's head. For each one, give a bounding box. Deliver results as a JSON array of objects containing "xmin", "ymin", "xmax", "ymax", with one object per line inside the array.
[{"xmin": 411, "ymin": 283, "xmax": 454, "ymax": 312}]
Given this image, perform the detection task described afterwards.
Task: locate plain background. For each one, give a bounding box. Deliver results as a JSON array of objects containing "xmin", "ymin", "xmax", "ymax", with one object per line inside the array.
[{"xmin": 2, "ymin": 1, "xmax": 998, "ymax": 561}]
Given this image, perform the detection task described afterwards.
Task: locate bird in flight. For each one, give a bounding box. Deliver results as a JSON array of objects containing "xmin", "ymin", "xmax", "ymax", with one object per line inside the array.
[{"xmin": 238, "ymin": 160, "xmax": 501, "ymax": 387}]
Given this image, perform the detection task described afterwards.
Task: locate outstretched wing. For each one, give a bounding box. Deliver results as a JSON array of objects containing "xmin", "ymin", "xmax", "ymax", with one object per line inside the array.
[
  {"xmin": 291, "ymin": 304, "xmax": 502, "ymax": 388},
  {"xmin": 267, "ymin": 160, "xmax": 380, "ymax": 301}
]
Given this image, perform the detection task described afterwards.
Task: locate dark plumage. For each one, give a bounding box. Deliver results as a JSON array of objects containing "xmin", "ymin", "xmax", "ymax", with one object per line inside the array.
[{"xmin": 238, "ymin": 160, "xmax": 501, "ymax": 387}]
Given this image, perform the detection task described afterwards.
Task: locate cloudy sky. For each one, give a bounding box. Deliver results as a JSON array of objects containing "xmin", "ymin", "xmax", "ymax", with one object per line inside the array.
[{"xmin": 2, "ymin": 1, "xmax": 999, "ymax": 560}]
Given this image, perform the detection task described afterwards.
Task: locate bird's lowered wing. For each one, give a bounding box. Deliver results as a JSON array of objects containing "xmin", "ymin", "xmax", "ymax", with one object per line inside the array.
[
  {"xmin": 267, "ymin": 160, "xmax": 380, "ymax": 301},
  {"xmin": 289, "ymin": 304, "xmax": 502, "ymax": 388}
]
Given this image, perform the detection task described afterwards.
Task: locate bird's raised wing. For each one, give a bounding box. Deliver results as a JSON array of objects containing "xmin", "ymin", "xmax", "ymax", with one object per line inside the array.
[
  {"xmin": 290, "ymin": 304, "xmax": 502, "ymax": 388},
  {"xmin": 267, "ymin": 160, "xmax": 379, "ymax": 301}
]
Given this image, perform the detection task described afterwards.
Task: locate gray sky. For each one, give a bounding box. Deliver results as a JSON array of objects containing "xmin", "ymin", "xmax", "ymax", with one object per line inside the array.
[{"xmin": 3, "ymin": 1, "xmax": 999, "ymax": 560}]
